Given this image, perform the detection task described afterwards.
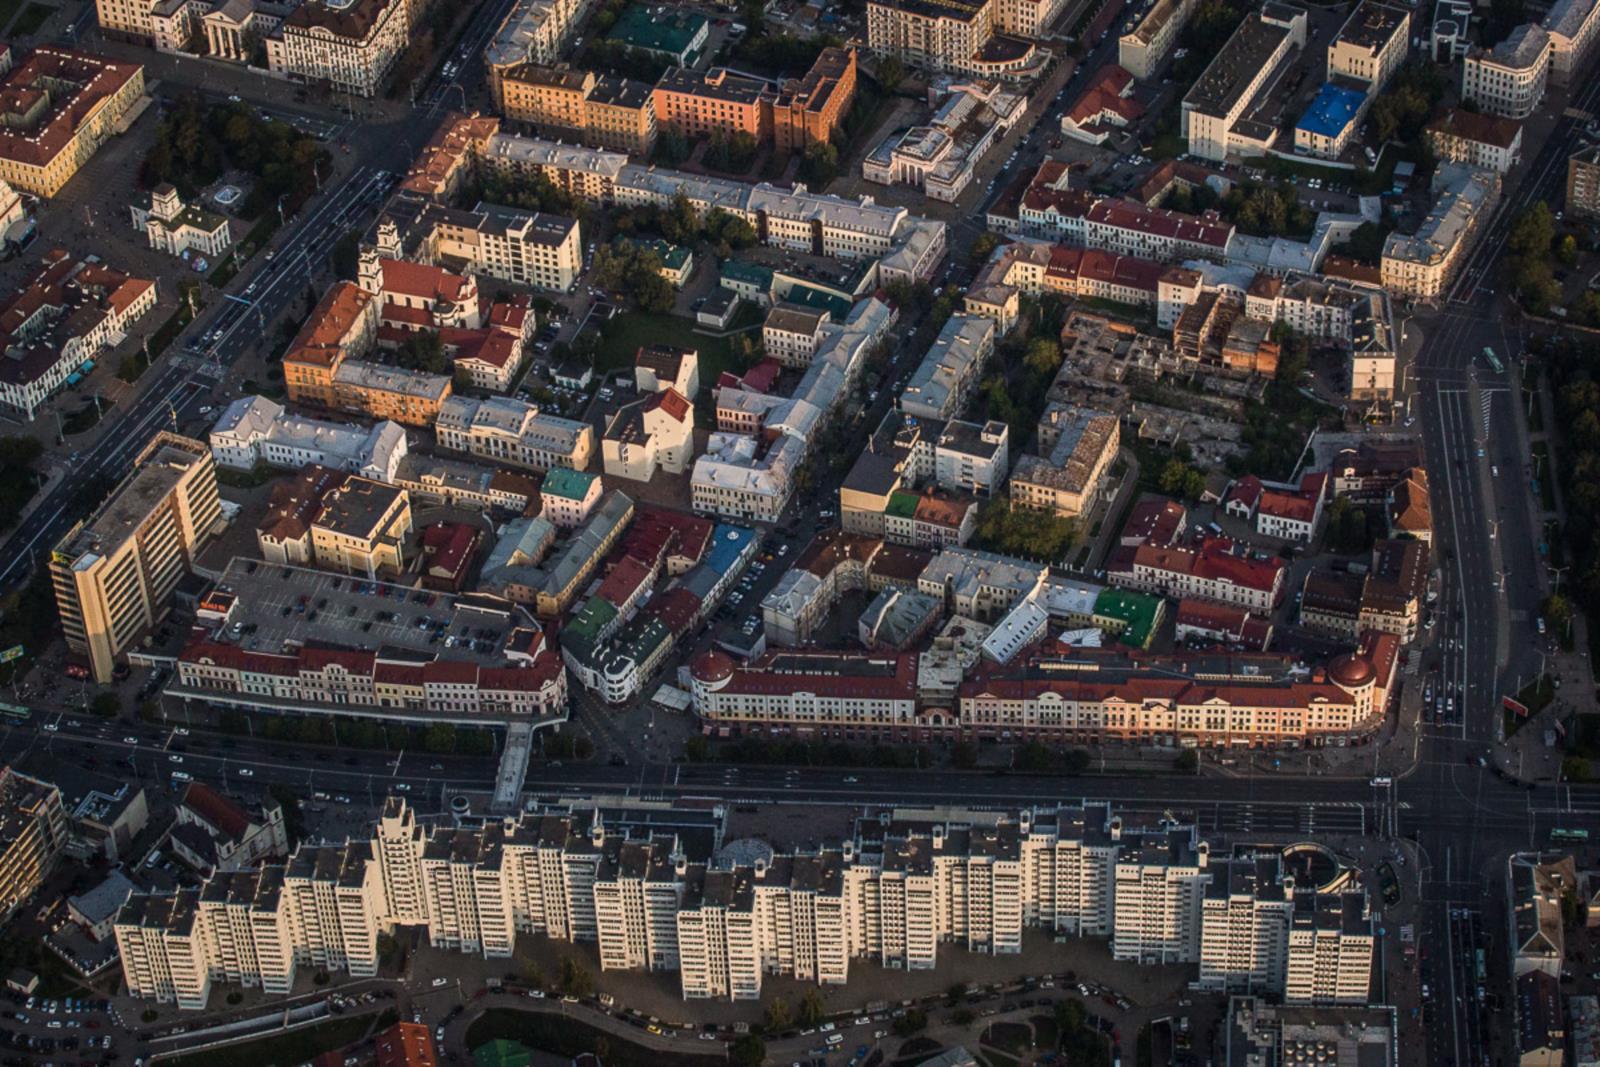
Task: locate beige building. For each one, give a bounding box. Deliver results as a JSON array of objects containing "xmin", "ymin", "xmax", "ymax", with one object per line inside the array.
[
  {"xmin": 1569, "ymin": 142, "xmax": 1600, "ymax": 219},
  {"xmin": 371, "ymin": 199, "xmax": 583, "ymax": 293},
  {"xmin": 0, "ymin": 46, "xmax": 146, "ymax": 198},
  {"xmin": 483, "ymin": 0, "xmax": 594, "ymax": 105},
  {"xmin": 266, "ymin": 0, "xmax": 409, "ymax": 97},
  {"xmin": 1461, "ymin": 24, "xmax": 1550, "ymax": 118},
  {"xmin": 497, "ymin": 64, "xmax": 658, "ymax": 155},
  {"xmin": 1119, "ymin": 0, "xmax": 1196, "ymax": 79},
  {"xmin": 1326, "ymin": 2, "xmax": 1410, "ymax": 93},
  {"xmin": 309, "ymin": 477, "xmax": 413, "ymax": 579},
  {"xmin": 1008, "ymin": 406, "xmax": 1119, "ymax": 519},
  {"xmin": 0, "ymin": 768, "xmax": 66, "ymax": 921},
  {"xmin": 1427, "ymin": 108, "xmax": 1523, "ymax": 174},
  {"xmin": 435, "ymin": 395, "xmax": 595, "ymax": 472},
  {"xmin": 1381, "ymin": 165, "xmax": 1499, "ymax": 298},
  {"xmin": 1181, "ymin": 8, "xmax": 1306, "ymax": 161},
  {"xmin": 51, "ymin": 434, "xmax": 222, "ymax": 682}
]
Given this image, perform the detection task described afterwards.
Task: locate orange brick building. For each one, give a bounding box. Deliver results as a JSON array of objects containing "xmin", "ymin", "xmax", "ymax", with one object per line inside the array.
[
  {"xmin": 652, "ymin": 47, "xmax": 858, "ymax": 151},
  {"xmin": 284, "ymin": 280, "xmax": 453, "ymax": 427},
  {"xmin": 772, "ymin": 47, "xmax": 858, "ymax": 153}
]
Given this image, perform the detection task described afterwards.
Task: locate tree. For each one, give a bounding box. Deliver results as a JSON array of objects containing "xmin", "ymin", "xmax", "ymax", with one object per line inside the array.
[
  {"xmin": 1544, "ymin": 593, "xmax": 1573, "ymax": 636},
  {"xmin": 764, "ymin": 995, "xmax": 793, "ymax": 1030},
  {"xmin": 798, "ymin": 988, "xmax": 825, "ymax": 1026},
  {"xmin": 800, "ymin": 140, "xmax": 840, "ymax": 187},
  {"xmin": 951, "ymin": 742, "xmax": 978, "ymax": 769},
  {"xmin": 892, "ymin": 1009, "xmax": 928, "ymax": 1037},
  {"xmin": 1174, "ymin": 749, "xmax": 1199, "ymax": 772},
  {"xmin": 424, "ymin": 722, "xmax": 457, "ymax": 754},
  {"xmin": 394, "ymin": 330, "xmax": 448, "ymax": 374},
  {"xmin": 968, "ymin": 231, "xmax": 1001, "ymax": 266},
  {"xmin": 559, "ymin": 956, "xmax": 593, "ymax": 998},
  {"xmin": 877, "ymin": 55, "xmax": 905, "ymax": 93},
  {"xmin": 1024, "ymin": 337, "xmax": 1062, "ymax": 377},
  {"xmin": 730, "ymin": 1035, "xmax": 766, "ymax": 1067},
  {"xmin": 90, "ymin": 692, "xmax": 120, "ymax": 718},
  {"xmin": 1508, "ymin": 202, "xmax": 1556, "ymax": 259},
  {"xmin": 139, "ymin": 699, "xmax": 163, "ymax": 724}
]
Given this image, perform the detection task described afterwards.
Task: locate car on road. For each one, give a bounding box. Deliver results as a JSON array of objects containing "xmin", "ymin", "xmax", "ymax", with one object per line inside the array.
[
  {"xmin": 238, "ymin": 768, "xmax": 253, "ymax": 777},
  {"xmin": 168, "ymin": 755, "xmax": 183, "ymax": 764},
  {"xmin": 432, "ymin": 978, "xmax": 448, "ymax": 988}
]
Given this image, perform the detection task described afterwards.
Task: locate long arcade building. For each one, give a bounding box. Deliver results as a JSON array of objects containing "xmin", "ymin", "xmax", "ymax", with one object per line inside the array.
[{"xmin": 116, "ymin": 799, "xmax": 1372, "ymax": 1007}]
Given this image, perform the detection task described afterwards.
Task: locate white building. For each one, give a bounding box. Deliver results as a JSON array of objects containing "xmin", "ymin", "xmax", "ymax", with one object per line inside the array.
[
  {"xmin": 1111, "ymin": 826, "xmax": 1210, "ymax": 964},
  {"xmin": 265, "ymin": 0, "xmax": 409, "ymax": 97},
  {"xmin": 208, "ymin": 395, "xmax": 407, "ymax": 481},
  {"xmin": 1198, "ymin": 854, "xmax": 1294, "ymax": 994},
  {"xmin": 1380, "ymin": 164, "xmax": 1500, "ymax": 298},
  {"xmin": 1461, "ymin": 24, "xmax": 1550, "ymax": 118},
  {"xmin": 1181, "ymin": 7, "xmax": 1307, "ymax": 162},
  {"xmin": 900, "ymin": 314, "xmax": 996, "ymax": 421},
  {"xmin": 1283, "ymin": 891, "xmax": 1374, "ymax": 1005},
  {"xmin": 435, "ymin": 394, "xmax": 595, "ymax": 473},
  {"xmin": 130, "ymin": 184, "xmax": 233, "ymax": 260},
  {"xmin": 601, "ymin": 388, "xmax": 695, "ymax": 481}
]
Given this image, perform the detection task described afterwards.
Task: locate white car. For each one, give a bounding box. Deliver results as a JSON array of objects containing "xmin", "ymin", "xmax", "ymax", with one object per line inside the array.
[
  {"xmin": 168, "ymin": 755, "xmax": 183, "ymax": 764},
  {"xmin": 238, "ymin": 768, "xmax": 253, "ymax": 777},
  {"xmin": 432, "ymin": 978, "xmax": 449, "ymax": 988}
]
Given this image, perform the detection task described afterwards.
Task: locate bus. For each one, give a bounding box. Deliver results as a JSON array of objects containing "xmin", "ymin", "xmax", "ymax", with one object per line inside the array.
[
  {"xmin": 1475, "ymin": 950, "xmax": 1486, "ymax": 983},
  {"xmin": 0, "ymin": 703, "xmax": 29, "ymax": 722},
  {"xmin": 1552, "ymin": 827, "xmax": 1590, "ymax": 843},
  {"xmin": 1483, "ymin": 347, "xmax": 1505, "ymax": 374}
]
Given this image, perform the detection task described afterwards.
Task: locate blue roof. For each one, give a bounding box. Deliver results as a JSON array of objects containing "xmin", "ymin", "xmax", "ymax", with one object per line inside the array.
[
  {"xmin": 1297, "ymin": 82, "xmax": 1365, "ymax": 139},
  {"xmin": 706, "ymin": 523, "xmax": 755, "ymax": 574}
]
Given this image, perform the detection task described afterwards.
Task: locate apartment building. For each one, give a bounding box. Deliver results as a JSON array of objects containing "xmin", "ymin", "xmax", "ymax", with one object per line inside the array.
[
  {"xmin": 1111, "ymin": 825, "xmax": 1209, "ymax": 964},
  {"xmin": 1326, "ymin": 2, "xmax": 1409, "ymax": 94},
  {"xmin": 771, "ymin": 47, "xmax": 858, "ymax": 153},
  {"xmin": 483, "ymin": 0, "xmax": 593, "ymax": 103},
  {"xmin": 284, "ymin": 281, "xmax": 381, "ymax": 407},
  {"xmin": 1119, "ymin": 0, "xmax": 1196, "ymax": 79},
  {"xmin": 435, "ymin": 395, "xmax": 595, "ymax": 473},
  {"xmin": 1283, "ymin": 890, "xmax": 1374, "ymax": 1004},
  {"xmin": 370, "ymin": 197, "xmax": 583, "ymax": 293},
  {"xmin": 308, "ymin": 474, "xmax": 414, "ymax": 578},
  {"xmin": 1427, "ymin": 109, "xmax": 1522, "ymax": 174},
  {"xmin": 601, "ymin": 388, "xmax": 695, "ymax": 481},
  {"xmin": 0, "ymin": 46, "xmax": 146, "ymax": 197},
  {"xmin": 900, "ymin": 313, "xmax": 995, "ymax": 421},
  {"xmin": 1197, "ymin": 853, "xmax": 1293, "ymax": 994},
  {"xmin": 1380, "ymin": 164, "xmax": 1499, "ymax": 298},
  {"xmin": 1009, "ymin": 405, "xmax": 1119, "ymax": 519},
  {"xmin": 0, "ymin": 768, "xmax": 66, "ymax": 921},
  {"xmin": 497, "ymin": 65, "xmax": 657, "ymax": 154},
  {"xmin": 120, "ymin": 798, "xmax": 1380, "ymax": 1008},
  {"xmin": 266, "ymin": 0, "xmax": 408, "ymax": 97},
  {"xmin": 1543, "ymin": 0, "xmax": 1600, "ymax": 84},
  {"xmin": 0, "ymin": 248, "xmax": 157, "ymax": 422},
  {"xmin": 1570, "ymin": 143, "xmax": 1600, "ymax": 219},
  {"xmin": 1462, "ymin": 24, "xmax": 1550, "ymax": 118},
  {"xmin": 865, "ymin": 0, "xmax": 1055, "ymax": 78},
  {"xmin": 763, "ymin": 305, "xmax": 831, "ymax": 367},
  {"xmin": 653, "ymin": 67, "xmax": 773, "ymax": 142},
  {"xmin": 50, "ymin": 434, "xmax": 221, "ymax": 682},
  {"xmin": 1181, "ymin": 7, "xmax": 1307, "ymax": 162}
]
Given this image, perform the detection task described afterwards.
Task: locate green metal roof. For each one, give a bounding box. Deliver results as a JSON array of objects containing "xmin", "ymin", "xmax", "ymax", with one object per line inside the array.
[
  {"xmin": 542, "ymin": 467, "xmax": 599, "ymax": 501},
  {"xmin": 1093, "ymin": 588, "xmax": 1161, "ymax": 649},
  {"xmin": 609, "ymin": 5, "xmax": 707, "ymax": 59}
]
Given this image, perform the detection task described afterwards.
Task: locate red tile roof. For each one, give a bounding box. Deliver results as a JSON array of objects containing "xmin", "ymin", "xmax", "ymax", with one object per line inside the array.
[
  {"xmin": 181, "ymin": 782, "xmax": 250, "ymax": 841},
  {"xmin": 647, "ymin": 387, "xmax": 691, "ymax": 423},
  {"xmin": 375, "ymin": 1022, "xmax": 438, "ymax": 1067},
  {"xmin": 1085, "ymin": 200, "xmax": 1232, "ymax": 249}
]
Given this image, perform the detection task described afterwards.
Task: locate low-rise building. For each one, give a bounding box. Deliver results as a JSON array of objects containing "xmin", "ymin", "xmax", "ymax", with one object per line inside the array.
[
  {"xmin": 1108, "ymin": 540, "xmax": 1286, "ymax": 612},
  {"xmin": 0, "ymin": 248, "xmax": 157, "ymax": 421},
  {"xmin": 435, "ymin": 394, "xmax": 595, "ymax": 472},
  {"xmin": 1009, "ymin": 405, "xmax": 1119, "ymax": 519},
  {"xmin": 1426, "ymin": 108, "xmax": 1523, "ymax": 174},
  {"xmin": 1181, "ymin": 7, "xmax": 1307, "ymax": 162},
  {"xmin": 1120, "ymin": 0, "xmax": 1196, "ymax": 79},
  {"xmin": 130, "ymin": 184, "xmax": 232, "ymax": 260},
  {"xmin": 602, "ymin": 388, "xmax": 695, "ymax": 480},
  {"xmin": 1381, "ymin": 164, "xmax": 1499, "ymax": 298},
  {"xmin": 1569, "ymin": 142, "xmax": 1600, "ymax": 220}
]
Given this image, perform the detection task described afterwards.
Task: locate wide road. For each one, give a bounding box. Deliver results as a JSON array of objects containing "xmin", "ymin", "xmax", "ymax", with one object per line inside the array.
[{"xmin": 0, "ymin": 163, "xmax": 397, "ymax": 590}]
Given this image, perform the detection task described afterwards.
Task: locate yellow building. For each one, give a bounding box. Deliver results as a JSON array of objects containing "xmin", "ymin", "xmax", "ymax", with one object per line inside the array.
[
  {"xmin": 50, "ymin": 434, "xmax": 221, "ymax": 682},
  {"xmin": 0, "ymin": 46, "xmax": 146, "ymax": 198},
  {"xmin": 310, "ymin": 477, "xmax": 413, "ymax": 579}
]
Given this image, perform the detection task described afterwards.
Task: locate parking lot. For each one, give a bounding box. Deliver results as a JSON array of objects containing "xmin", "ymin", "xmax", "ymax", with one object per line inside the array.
[{"xmin": 213, "ymin": 557, "xmax": 522, "ymax": 662}]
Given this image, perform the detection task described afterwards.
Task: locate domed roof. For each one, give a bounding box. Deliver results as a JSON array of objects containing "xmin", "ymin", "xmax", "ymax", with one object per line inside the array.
[
  {"xmin": 1328, "ymin": 653, "xmax": 1374, "ymax": 688},
  {"xmin": 690, "ymin": 648, "xmax": 735, "ymax": 682}
]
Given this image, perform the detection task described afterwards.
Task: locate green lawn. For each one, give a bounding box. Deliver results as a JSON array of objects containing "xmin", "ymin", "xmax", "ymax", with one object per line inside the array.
[
  {"xmin": 594, "ymin": 312, "xmax": 733, "ymax": 376},
  {"xmin": 163, "ymin": 1011, "xmax": 391, "ymax": 1067}
]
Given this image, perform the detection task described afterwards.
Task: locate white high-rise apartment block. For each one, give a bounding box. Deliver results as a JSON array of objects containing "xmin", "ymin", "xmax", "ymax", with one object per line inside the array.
[
  {"xmin": 119, "ymin": 800, "xmax": 1372, "ymax": 1008},
  {"xmin": 1111, "ymin": 825, "xmax": 1210, "ymax": 964},
  {"xmin": 1198, "ymin": 854, "xmax": 1295, "ymax": 994},
  {"xmin": 1285, "ymin": 891, "xmax": 1375, "ymax": 1004}
]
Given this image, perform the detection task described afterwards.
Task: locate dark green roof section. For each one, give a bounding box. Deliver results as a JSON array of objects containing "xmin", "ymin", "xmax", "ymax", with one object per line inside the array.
[
  {"xmin": 1093, "ymin": 587, "xmax": 1162, "ymax": 648},
  {"xmin": 886, "ymin": 490, "xmax": 920, "ymax": 519}
]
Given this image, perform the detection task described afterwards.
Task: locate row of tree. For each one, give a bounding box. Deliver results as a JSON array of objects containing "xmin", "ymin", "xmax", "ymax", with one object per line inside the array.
[{"xmin": 142, "ymin": 96, "xmax": 330, "ymax": 220}]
